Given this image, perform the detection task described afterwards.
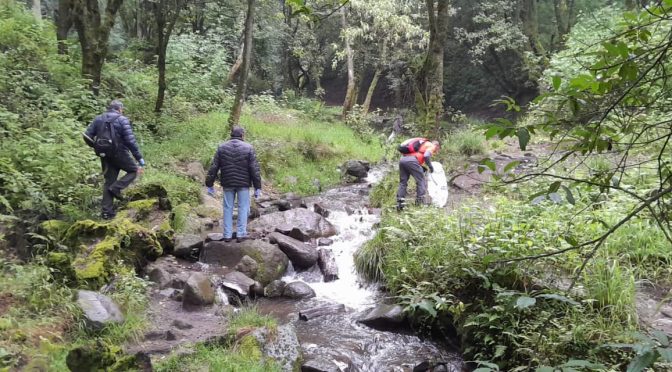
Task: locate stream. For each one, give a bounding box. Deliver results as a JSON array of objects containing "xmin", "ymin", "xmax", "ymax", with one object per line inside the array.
[{"xmin": 255, "ymin": 167, "xmax": 463, "ymax": 371}]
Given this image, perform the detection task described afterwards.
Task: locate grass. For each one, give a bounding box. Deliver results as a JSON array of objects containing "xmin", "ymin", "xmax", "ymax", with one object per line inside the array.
[{"xmin": 140, "ymin": 108, "xmax": 384, "ymax": 204}]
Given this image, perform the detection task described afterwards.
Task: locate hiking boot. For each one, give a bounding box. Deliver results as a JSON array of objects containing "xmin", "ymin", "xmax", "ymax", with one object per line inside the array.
[
  {"xmin": 108, "ymin": 187, "xmax": 124, "ymax": 201},
  {"xmin": 236, "ymin": 237, "xmax": 248, "ymax": 243},
  {"xmin": 223, "ymin": 238, "xmax": 232, "ymax": 243},
  {"xmin": 101, "ymin": 212, "xmax": 116, "ymax": 220},
  {"xmin": 396, "ymin": 199, "xmax": 405, "ymax": 212}
]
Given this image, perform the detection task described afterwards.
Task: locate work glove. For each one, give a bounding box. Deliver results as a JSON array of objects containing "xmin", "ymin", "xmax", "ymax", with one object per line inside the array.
[
  {"xmin": 254, "ymin": 189, "xmax": 262, "ymax": 200},
  {"xmin": 207, "ymin": 187, "xmax": 216, "ymax": 197}
]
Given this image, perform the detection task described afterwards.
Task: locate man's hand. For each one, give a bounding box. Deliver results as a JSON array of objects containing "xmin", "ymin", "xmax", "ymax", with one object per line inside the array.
[
  {"xmin": 137, "ymin": 167, "xmax": 145, "ymax": 175},
  {"xmin": 207, "ymin": 187, "xmax": 216, "ymax": 197},
  {"xmin": 254, "ymin": 189, "xmax": 262, "ymax": 200}
]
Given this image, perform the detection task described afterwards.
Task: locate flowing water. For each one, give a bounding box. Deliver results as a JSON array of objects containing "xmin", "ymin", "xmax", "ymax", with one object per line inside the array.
[{"xmin": 256, "ymin": 167, "xmax": 463, "ymax": 371}]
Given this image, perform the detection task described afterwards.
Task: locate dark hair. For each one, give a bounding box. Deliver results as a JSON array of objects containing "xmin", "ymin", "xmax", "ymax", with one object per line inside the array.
[
  {"xmin": 108, "ymin": 99, "xmax": 124, "ymax": 111},
  {"xmin": 231, "ymin": 126, "xmax": 245, "ymax": 138}
]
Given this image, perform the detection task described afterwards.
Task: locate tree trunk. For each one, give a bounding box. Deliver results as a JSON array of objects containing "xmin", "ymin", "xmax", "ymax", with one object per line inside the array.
[
  {"xmin": 553, "ymin": 0, "xmax": 575, "ymax": 50},
  {"xmin": 361, "ymin": 68, "xmax": 381, "ymax": 115},
  {"xmin": 226, "ymin": 40, "xmax": 245, "ymax": 85},
  {"xmin": 71, "ymin": 0, "xmax": 124, "ymax": 94},
  {"xmin": 32, "ymin": 0, "xmax": 42, "ymax": 20},
  {"xmin": 415, "ymin": 0, "xmax": 449, "ymax": 136},
  {"xmin": 519, "ymin": 0, "xmax": 545, "ymax": 57},
  {"xmin": 154, "ymin": 0, "xmax": 184, "ymax": 113},
  {"xmin": 228, "ymin": 0, "xmax": 256, "ymax": 129},
  {"xmin": 55, "ymin": 0, "xmax": 72, "ymax": 54},
  {"xmin": 341, "ymin": 7, "xmax": 356, "ymax": 119}
]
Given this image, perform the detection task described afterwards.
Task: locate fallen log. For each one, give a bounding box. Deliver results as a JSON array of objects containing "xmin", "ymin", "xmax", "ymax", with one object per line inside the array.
[
  {"xmin": 318, "ymin": 248, "xmax": 338, "ymax": 282},
  {"xmin": 299, "ymin": 303, "xmax": 346, "ymax": 321}
]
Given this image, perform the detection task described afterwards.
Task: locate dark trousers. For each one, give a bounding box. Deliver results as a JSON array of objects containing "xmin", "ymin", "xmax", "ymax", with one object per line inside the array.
[
  {"xmin": 101, "ymin": 151, "xmax": 138, "ymax": 215},
  {"xmin": 397, "ymin": 156, "xmax": 427, "ymax": 204}
]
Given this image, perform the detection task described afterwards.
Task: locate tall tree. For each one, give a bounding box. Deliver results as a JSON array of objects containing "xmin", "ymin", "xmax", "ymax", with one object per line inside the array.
[
  {"xmin": 71, "ymin": 0, "xmax": 125, "ymax": 94},
  {"xmin": 415, "ymin": 0, "xmax": 449, "ymax": 136},
  {"xmin": 228, "ymin": 0, "xmax": 256, "ymax": 129},
  {"xmin": 340, "ymin": 6, "xmax": 357, "ymax": 119},
  {"xmin": 32, "ymin": 0, "xmax": 41, "ymax": 20},
  {"xmin": 154, "ymin": 0, "xmax": 185, "ymax": 112},
  {"xmin": 553, "ymin": 0, "xmax": 575, "ymax": 50},
  {"xmin": 55, "ymin": 0, "xmax": 72, "ymax": 54}
]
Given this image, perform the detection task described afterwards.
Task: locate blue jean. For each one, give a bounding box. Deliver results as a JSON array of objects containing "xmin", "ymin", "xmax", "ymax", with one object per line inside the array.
[{"xmin": 223, "ymin": 188, "xmax": 250, "ymax": 239}]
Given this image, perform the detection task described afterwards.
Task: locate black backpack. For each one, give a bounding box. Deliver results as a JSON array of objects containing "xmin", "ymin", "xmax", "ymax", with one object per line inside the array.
[{"xmin": 93, "ymin": 115, "xmax": 120, "ymax": 158}]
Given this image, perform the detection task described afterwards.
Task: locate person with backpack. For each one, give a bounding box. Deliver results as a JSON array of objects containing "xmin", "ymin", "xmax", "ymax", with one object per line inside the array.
[
  {"xmin": 396, "ymin": 137, "xmax": 440, "ymax": 211},
  {"xmin": 205, "ymin": 126, "xmax": 262, "ymax": 243},
  {"xmin": 83, "ymin": 100, "xmax": 145, "ymax": 220}
]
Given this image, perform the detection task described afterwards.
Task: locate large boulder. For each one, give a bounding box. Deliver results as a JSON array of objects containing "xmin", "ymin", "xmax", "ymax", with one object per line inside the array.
[
  {"xmin": 120, "ymin": 198, "xmax": 174, "ymax": 253},
  {"xmin": 220, "ymin": 271, "xmax": 256, "ymax": 299},
  {"xmin": 269, "ymin": 232, "xmax": 318, "ymax": 269},
  {"xmin": 264, "ymin": 280, "xmax": 286, "ymax": 298},
  {"xmin": 342, "ymin": 160, "xmax": 370, "ymax": 180},
  {"xmin": 173, "ymin": 234, "xmax": 203, "ymax": 259},
  {"xmin": 235, "ymin": 255, "xmax": 259, "ymax": 278},
  {"xmin": 249, "ymin": 324, "xmax": 302, "ymax": 372},
  {"xmin": 248, "ymin": 209, "xmax": 337, "ymax": 239},
  {"xmin": 200, "ymin": 240, "xmax": 288, "ymax": 285},
  {"xmin": 182, "ymin": 272, "xmax": 215, "ymax": 306},
  {"xmin": 283, "ymin": 281, "xmax": 316, "ymax": 299},
  {"xmin": 76, "ymin": 290, "xmax": 124, "ymax": 331},
  {"xmin": 357, "ymin": 304, "xmax": 406, "ymax": 331},
  {"xmin": 317, "ymin": 248, "xmax": 338, "ymax": 282},
  {"xmin": 145, "ymin": 256, "xmax": 190, "ymax": 290}
]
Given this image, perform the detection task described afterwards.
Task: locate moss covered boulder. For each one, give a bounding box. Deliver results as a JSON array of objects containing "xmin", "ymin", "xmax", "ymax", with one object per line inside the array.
[
  {"xmin": 62, "ymin": 218, "xmax": 163, "ymax": 288},
  {"xmin": 66, "ymin": 341, "xmax": 151, "ymax": 371},
  {"xmin": 119, "ymin": 197, "xmax": 175, "ymax": 254}
]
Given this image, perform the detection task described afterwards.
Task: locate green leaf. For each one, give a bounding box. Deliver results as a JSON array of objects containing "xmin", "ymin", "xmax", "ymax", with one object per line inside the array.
[
  {"xmin": 561, "ymin": 359, "xmax": 605, "ymax": 368},
  {"xmin": 552, "ymin": 76, "xmax": 561, "ymax": 91},
  {"xmin": 503, "ymin": 161, "xmax": 521, "ymax": 173},
  {"xmin": 537, "ymin": 293, "xmax": 580, "ymax": 306},
  {"xmin": 535, "ymin": 367, "xmax": 555, "ymax": 372},
  {"xmin": 494, "ymin": 345, "xmax": 507, "ymax": 358},
  {"xmin": 658, "ymin": 347, "xmax": 672, "ymax": 362},
  {"xmin": 478, "ymin": 159, "xmax": 496, "ymax": 174},
  {"xmin": 417, "ymin": 300, "xmax": 437, "ymax": 318},
  {"xmin": 485, "ymin": 126, "xmax": 502, "ymax": 140},
  {"xmin": 626, "ymin": 350, "xmax": 657, "ymax": 372},
  {"xmin": 563, "ymin": 235, "xmax": 579, "ymax": 247},
  {"xmin": 548, "ymin": 181, "xmax": 562, "ymax": 194},
  {"xmin": 652, "ymin": 330, "xmax": 669, "ymax": 347},
  {"xmin": 515, "ymin": 296, "xmax": 536, "ymax": 310},
  {"xmin": 517, "ymin": 128, "xmax": 530, "ymax": 151},
  {"xmin": 561, "ymin": 185, "xmax": 575, "ymax": 205}
]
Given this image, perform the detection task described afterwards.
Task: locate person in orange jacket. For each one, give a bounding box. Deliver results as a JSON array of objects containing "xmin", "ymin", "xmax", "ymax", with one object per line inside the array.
[{"xmin": 396, "ymin": 137, "xmax": 440, "ymax": 211}]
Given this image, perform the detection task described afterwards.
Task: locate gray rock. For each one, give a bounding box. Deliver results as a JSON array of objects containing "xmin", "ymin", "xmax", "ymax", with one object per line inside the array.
[
  {"xmin": 269, "ymin": 232, "xmax": 319, "ymax": 269},
  {"xmin": 200, "ymin": 240, "xmax": 288, "ymax": 286},
  {"xmin": 275, "ymin": 199, "xmax": 292, "ymax": 211},
  {"xmin": 345, "ymin": 206, "xmax": 355, "ymax": 215},
  {"xmin": 357, "ymin": 304, "xmax": 406, "ymax": 331},
  {"xmin": 173, "ymin": 234, "xmax": 203, "ymax": 258},
  {"xmin": 172, "ymin": 319, "xmax": 193, "ymax": 330},
  {"xmin": 182, "ymin": 272, "xmax": 215, "ymax": 307},
  {"xmin": 221, "ymin": 271, "xmax": 256, "ymax": 298},
  {"xmin": 185, "ymin": 161, "xmax": 206, "ymax": 183},
  {"xmin": 248, "ymin": 208, "xmax": 337, "ymax": 239},
  {"xmin": 283, "ymin": 281, "xmax": 316, "ymax": 299},
  {"xmin": 313, "ymin": 203, "xmax": 329, "ymax": 218},
  {"xmin": 317, "ymin": 248, "xmax": 338, "ymax": 282},
  {"xmin": 302, "ymin": 357, "xmax": 341, "ymax": 372},
  {"xmin": 234, "ymin": 255, "xmax": 259, "ymax": 278},
  {"xmin": 252, "ymin": 324, "xmax": 301, "ymax": 371},
  {"xmin": 343, "ymin": 160, "xmax": 370, "ymax": 179},
  {"xmin": 317, "ymin": 238, "xmax": 333, "ymax": 246},
  {"xmin": 205, "ymin": 233, "xmax": 224, "ymax": 243},
  {"xmin": 148, "ymin": 267, "xmax": 171, "ymax": 289},
  {"xmin": 264, "ymin": 280, "xmax": 286, "ymax": 298},
  {"xmin": 76, "ymin": 290, "xmax": 124, "ymax": 331}
]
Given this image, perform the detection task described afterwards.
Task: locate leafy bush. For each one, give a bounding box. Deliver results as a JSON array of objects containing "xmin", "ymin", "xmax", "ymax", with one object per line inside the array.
[{"xmin": 444, "ymin": 129, "xmax": 486, "ymax": 156}]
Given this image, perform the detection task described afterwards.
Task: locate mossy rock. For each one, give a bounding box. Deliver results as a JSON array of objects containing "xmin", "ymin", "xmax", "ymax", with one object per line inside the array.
[
  {"xmin": 119, "ymin": 198, "xmax": 175, "ymax": 253},
  {"xmin": 63, "ymin": 218, "xmax": 163, "ymax": 288},
  {"xmin": 39, "ymin": 220, "xmax": 71, "ymax": 241},
  {"xmin": 46, "ymin": 251, "xmax": 75, "ymax": 280},
  {"xmin": 125, "ymin": 183, "xmax": 171, "ymax": 211},
  {"xmin": 171, "ymin": 203, "xmax": 191, "ymax": 233},
  {"xmin": 66, "ymin": 341, "xmax": 149, "ymax": 372},
  {"xmin": 194, "ymin": 204, "xmax": 221, "ymax": 219}
]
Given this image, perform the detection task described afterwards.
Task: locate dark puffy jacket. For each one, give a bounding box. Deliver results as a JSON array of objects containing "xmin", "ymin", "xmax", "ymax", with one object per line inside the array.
[
  {"xmin": 83, "ymin": 110, "xmax": 143, "ymax": 162},
  {"xmin": 205, "ymin": 138, "xmax": 261, "ymax": 190}
]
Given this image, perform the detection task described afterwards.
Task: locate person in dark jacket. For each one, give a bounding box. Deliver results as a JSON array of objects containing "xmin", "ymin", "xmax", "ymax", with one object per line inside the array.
[
  {"xmin": 205, "ymin": 126, "xmax": 262, "ymax": 243},
  {"xmin": 83, "ymin": 100, "xmax": 145, "ymax": 219}
]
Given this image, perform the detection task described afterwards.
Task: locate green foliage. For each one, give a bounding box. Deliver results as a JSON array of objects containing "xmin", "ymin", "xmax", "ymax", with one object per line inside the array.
[
  {"xmin": 444, "ymin": 129, "xmax": 487, "ymax": 156},
  {"xmin": 226, "ymin": 306, "xmax": 277, "ymax": 336},
  {"xmin": 155, "ymin": 343, "xmax": 280, "ymax": 372}
]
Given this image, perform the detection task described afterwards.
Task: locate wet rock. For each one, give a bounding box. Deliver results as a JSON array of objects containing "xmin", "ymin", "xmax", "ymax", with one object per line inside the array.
[
  {"xmin": 200, "ymin": 240, "xmax": 288, "ymax": 286},
  {"xmin": 172, "ymin": 319, "xmax": 193, "ymax": 330},
  {"xmin": 275, "ymin": 199, "xmax": 292, "ymax": 211},
  {"xmin": 302, "ymin": 356, "xmax": 341, "ymax": 372},
  {"xmin": 221, "ymin": 271, "xmax": 256, "ymax": 298},
  {"xmin": 317, "ymin": 248, "xmax": 338, "ymax": 282},
  {"xmin": 313, "ymin": 203, "xmax": 329, "ymax": 218},
  {"xmin": 248, "ymin": 208, "xmax": 337, "ymax": 239},
  {"xmin": 275, "ymin": 224, "xmax": 293, "ymax": 235},
  {"xmin": 251, "ymin": 281, "xmax": 265, "ymax": 298},
  {"xmin": 357, "ymin": 304, "xmax": 406, "ymax": 331},
  {"xmin": 251, "ymin": 324, "xmax": 302, "ymax": 371},
  {"xmin": 294, "ymin": 264, "xmax": 324, "ymax": 283},
  {"xmin": 343, "ymin": 160, "xmax": 370, "ymax": 179},
  {"xmin": 182, "ymin": 272, "xmax": 215, "ymax": 307},
  {"xmin": 269, "ymin": 232, "xmax": 318, "ymax": 269},
  {"xmin": 264, "ymin": 280, "xmax": 286, "ymax": 298},
  {"xmin": 76, "ymin": 290, "xmax": 124, "ymax": 331},
  {"xmin": 283, "ymin": 281, "xmax": 316, "ymax": 299},
  {"xmin": 234, "ymin": 255, "xmax": 259, "ymax": 278},
  {"xmin": 166, "ymin": 330, "xmax": 177, "ymax": 341},
  {"xmin": 299, "ymin": 304, "xmax": 346, "ymax": 321},
  {"xmin": 173, "ymin": 234, "xmax": 203, "ymax": 259},
  {"xmin": 205, "ymin": 233, "xmax": 224, "ymax": 243},
  {"xmin": 345, "ymin": 206, "xmax": 355, "ymax": 215},
  {"xmin": 148, "ymin": 267, "xmax": 171, "ymax": 289},
  {"xmin": 317, "ymin": 238, "xmax": 333, "ymax": 246}
]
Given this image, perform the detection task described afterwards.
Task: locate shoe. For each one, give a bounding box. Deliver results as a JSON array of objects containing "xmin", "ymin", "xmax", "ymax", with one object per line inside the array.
[
  {"xmin": 223, "ymin": 238, "xmax": 232, "ymax": 242},
  {"xmin": 236, "ymin": 237, "xmax": 248, "ymax": 243},
  {"xmin": 108, "ymin": 187, "xmax": 124, "ymax": 201},
  {"xmin": 101, "ymin": 213, "xmax": 116, "ymax": 220}
]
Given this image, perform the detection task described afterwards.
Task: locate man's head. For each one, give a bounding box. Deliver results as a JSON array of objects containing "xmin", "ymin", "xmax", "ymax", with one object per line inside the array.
[
  {"xmin": 108, "ymin": 99, "xmax": 124, "ymax": 113},
  {"xmin": 231, "ymin": 126, "xmax": 245, "ymax": 139},
  {"xmin": 431, "ymin": 140, "xmax": 441, "ymax": 152}
]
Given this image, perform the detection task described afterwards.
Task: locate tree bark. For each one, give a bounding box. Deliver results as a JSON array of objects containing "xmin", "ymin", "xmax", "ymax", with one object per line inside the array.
[
  {"xmin": 519, "ymin": 0, "xmax": 545, "ymax": 57},
  {"xmin": 55, "ymin": 0, "xmax": 72, "ymax": 54},
  {"xmin": 361, "ymin": 68, "xmax": 381, "ymax": 115},
  {"xmin": 341, "ymin": 7, "xmax": 357, "ymax": 119},
  {"xmin": 226, "ymin": 40, "xmax": 245, "ymax": 85},
  {"xmin": 32, "ymin": 0, "xmax": 42, "ymax": 20},
  {"xmin": 415, "ymin": 0, "xmax": 449, "ymax": 136},
  {"xmin": 71, "ymin": 0, "xmax": 124, "ymax": 95},
  {"xmin": 228, "ymin": 0, "xmax": 256, "ymax": 129},
  {"xmin": 154, "ymin": 0, "xmax": 183, "ymax": 113}
]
